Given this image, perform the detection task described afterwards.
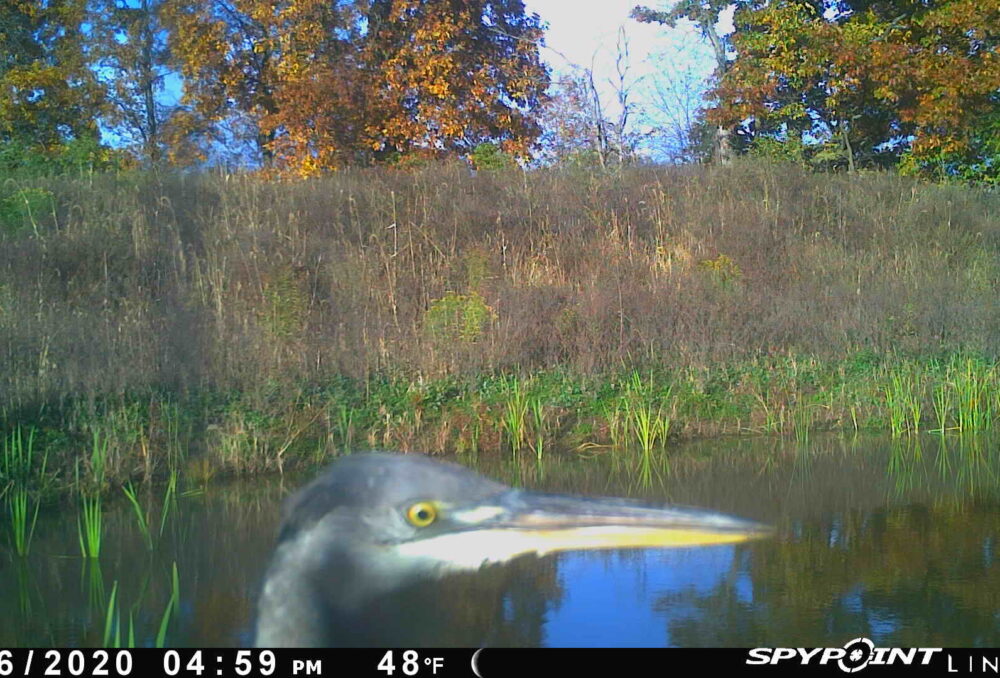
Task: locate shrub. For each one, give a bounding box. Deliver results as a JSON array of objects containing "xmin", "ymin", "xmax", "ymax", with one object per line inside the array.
[
  {"xmin": 470, "ymin": 143, "xmax": 516, "ymax": 171},
  {"xmin": 425, "ymin": 291, "xmax": 496, "ymax": 343},
  {"xmin": 0, "ymin": 188, "xmax": 54, "ymax": 236}
]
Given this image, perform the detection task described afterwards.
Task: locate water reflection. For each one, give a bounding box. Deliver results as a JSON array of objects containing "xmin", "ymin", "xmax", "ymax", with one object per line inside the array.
[{"xmin": 3, "ymin": 434, "xmax": 1000, "ymax": 646}]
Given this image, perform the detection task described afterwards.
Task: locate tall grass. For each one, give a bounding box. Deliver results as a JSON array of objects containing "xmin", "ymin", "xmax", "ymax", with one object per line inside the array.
[
  {"xmin": 156, "ymin": 563, "xmax": 180, "ymax": 648},
  {"xmin": 336, "ymin": 403, "xmax": 356, "ymax": 454},
  {"xmin": 78, "ymin": 494, "xmax": 102, "ymax": 559},
  {"xmin": 1, "ymin": 426, "xmax": 47, "ymax": 489},
  {"xmin": 159, "ymin": 471, "xmax": 177, "ymax": 538},
  {"xmin": 619, "ymin": 373, "xmax": 672, "ymax": 486},
  {"xmin": 121, "ymin": 482, "xmax": 152, "ymax": 550},
  {"xmin": 952, "ymin": 358, "xmax": 994, "ymax": 434},
  {"xmin": 790, "ymin": 403, "xmax": 813, "ymax": 445},
  {"xmin": 1, "ymin": 163, "xmax": 999, "ymax": 480},
  {"xmin": 528, "ymin": 395, "xmax": 546, "ymax": 462},
  {"xmin": 100, "ymin": 562, "xmax": 180, "ymax": 649},
  {"xmin": 884, "ymin": 364, "xmax": 923, "ymax": 438},
  {"xmin": 89, "ymin": 429, "xmax": 108, "ymax": 488},
  {"xmin": 7, "ymin": 488, "xmax": 39, "ymax": 556},
  {"xmin": 500, "ymin": 376, "xmax": 528, "ymax": 458},
  {"xmin": 881, "ymin": 357, "xmax": 998, "ymax": 440}
]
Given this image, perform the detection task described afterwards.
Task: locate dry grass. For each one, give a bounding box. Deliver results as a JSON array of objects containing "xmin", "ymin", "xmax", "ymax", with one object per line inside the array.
[{"xmin": 0, "ymin": 161, "xmax": 998, "ymax": 480}]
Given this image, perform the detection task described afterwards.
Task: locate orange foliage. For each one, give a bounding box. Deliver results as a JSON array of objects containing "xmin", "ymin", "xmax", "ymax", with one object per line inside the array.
[
  {"xmin": 713, "ymin": 0, "xmax": 998, "ymax": 171},
  {"xmin": 164, "ymin": 0, "xmax": 549, "ymax": 174}
]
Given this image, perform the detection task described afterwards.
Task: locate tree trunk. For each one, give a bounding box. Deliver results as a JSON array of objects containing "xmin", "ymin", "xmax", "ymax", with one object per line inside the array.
[
  {"xmin": 140, "ymin": 0, "xmax": 160, "ymax": 165},
  {"xmin": 841, "ymin": 122, "xmax": 856, "ymax": 173},
  {"xmin": 701, "ymin": 20, "xmax": 732, "ymax": 165}
]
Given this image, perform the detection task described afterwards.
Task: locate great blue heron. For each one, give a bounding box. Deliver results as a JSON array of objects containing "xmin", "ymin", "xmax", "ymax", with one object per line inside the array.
[{"xmin": 255, "ymin": 452, "xmax": 770, "ymax": 647}]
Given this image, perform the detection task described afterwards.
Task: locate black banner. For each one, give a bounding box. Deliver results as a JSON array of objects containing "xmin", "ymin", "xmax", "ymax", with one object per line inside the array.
[{"xmin": 2, "ymin": 647, "xmax": 1000, "ymax": 677}]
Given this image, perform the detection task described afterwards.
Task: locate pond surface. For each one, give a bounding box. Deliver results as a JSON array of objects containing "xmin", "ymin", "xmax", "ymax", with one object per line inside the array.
[{"xmin": 3, "ymin": 433, "xmax": 1000, "ymax": 647}]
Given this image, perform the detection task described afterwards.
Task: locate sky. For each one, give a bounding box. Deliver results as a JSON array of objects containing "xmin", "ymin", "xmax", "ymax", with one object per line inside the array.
[
  {"xmin": 523, "ymin": 0, "xmax": 732, "ymax": 155},
  {"xmin": 524, "ymin": 0, "xmax": 675, "ymax": 76}
]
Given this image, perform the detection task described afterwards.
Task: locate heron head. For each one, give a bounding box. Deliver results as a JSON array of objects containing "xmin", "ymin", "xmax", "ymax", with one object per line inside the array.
[{"xmin": 255, "ymin": 453, "xmax": 771, "ymax": 646}]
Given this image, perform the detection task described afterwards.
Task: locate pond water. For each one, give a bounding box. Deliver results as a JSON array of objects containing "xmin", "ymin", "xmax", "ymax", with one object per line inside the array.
[{"xmin": 3, "ymin": 433, "xmax": 1000, "ymax": 647}]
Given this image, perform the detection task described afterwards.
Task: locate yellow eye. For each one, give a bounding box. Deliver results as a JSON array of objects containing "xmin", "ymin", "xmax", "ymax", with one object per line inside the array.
[{"xmin": 406, "ymin": 502, "xmax": 437, "ymax": 527}]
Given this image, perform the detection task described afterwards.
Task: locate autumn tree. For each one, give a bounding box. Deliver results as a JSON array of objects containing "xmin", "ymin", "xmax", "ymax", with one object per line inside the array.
[
  {"xmin": 161, "ymin": 0, "xmax": 346, "ymax": 165},
  {"xmin": 713, "ymin": 0, "xmax": 999, "ymax": 179},
  {"xmin": 870, "ymin": 0, "xmax": 999, "ymax": 182},
  {"xmin": 266, "ymin": 0, "xmax": 550, "ymax": 173},
  {"xmin": 87, "ymin": 0, "xmax": 195, "ymax": 165},
  {"xmin": 0, "ymin": 0, "xmax": 104, "ymax": 163},
  {"xmin": 163, "ymin": 0, "xmax": 549, "ymax": 172}
]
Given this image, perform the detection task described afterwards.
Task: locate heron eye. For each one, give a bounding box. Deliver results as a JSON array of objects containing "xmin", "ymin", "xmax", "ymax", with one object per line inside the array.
[{"xmin": 406, "ymin": 502, "xmax": 437, "ymax": 527}]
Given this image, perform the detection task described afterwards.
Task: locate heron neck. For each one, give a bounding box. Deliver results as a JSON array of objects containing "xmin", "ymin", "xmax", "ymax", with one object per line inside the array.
[
  {"xmin": 255, "ymin": 540, "xmax": 332, "ymax": 647},
  {"xmin": 255, "ymin": 521, "xmax": 385, "ymax": 647}
]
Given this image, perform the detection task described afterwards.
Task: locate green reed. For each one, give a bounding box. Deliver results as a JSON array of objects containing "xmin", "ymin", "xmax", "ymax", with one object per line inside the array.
[
  {"xmin": 951, "ymin": 358, "xmax": 994, "ymax": 434},
  {"xmin": 159, "ymin": 471, "xmax": 178, "ymax": 537},
  {"xmin": 528, "ymin": 395, "xmax": 546, "ymax": 462},
  {"xmin": 162, "ymin": 401, "xmax": 187, "ymax": 474},
  {"xmin": 90, "ymin": 428, "xmax": 108, "ymax": 488},
  {"xmin": 602, "ymin": 401, "xmax": 625, "ymax": 448},
  {"xmin": 499, "ymin": 376, "xmax": 528, "ymax": 458},
  {"xmin": 102, "ymin": 581, "xmax": 137, "ymax": 649},
  {"xmin": 103, "ymin": 581, "xmax": 121, "ymax": 648},
  {"xmin": 101, "ymin": 563, "xmax": 179, "ymax": 649},
  {"xmin": 2, "ymin": 426, "xmax": 47, "ymax": 489},
  {"xmin": 621, "ymin": 373, "xmax": 671, "ymax": 486},
  {"xmin": 121, "ymin": 482, "xmax": 152, "ymax": 550},
  {"xmin": 336, "ymin": 403, "xmax": 355, "ymax": 453},
  {"xmin": 624, "ymin": 374, "xmax": 671, "ymax": 451},
  {"xmin": 931, "ymin": 380, "xmax": 954, "ymax": 434},
  {"xmin": 155, "ymin": 563, "xmax": 180, "ymax": 648},
  {"xmin": 77, "ymin": 494, "xmax": 103, "ymax": 558},
  {"xmin": 791, "ymin": 403, "xmax": 813, "ymax": 445},
  {"xmin": 754, "ymin": 393, "xmax": 784, "ymax": 434},
  {"xmin": 623, "ymin": 398, "xmax": 669, "ymax": 457},
  {"xmin": 883, "ymin": 365, "xmax": 923, "ymax": 438},
  {"xmin": 465, "ymin": 400, "xmax": 483, "ymax": 455},
  {"xmin": 7, "ymin": 488, "xmax": 40, "ymax": 556}
]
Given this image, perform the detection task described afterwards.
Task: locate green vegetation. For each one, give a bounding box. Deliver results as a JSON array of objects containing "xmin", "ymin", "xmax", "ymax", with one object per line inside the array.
[
  {"xmin": 6, "ymin": 489, "xmax": 39, "ymax": 557},
  {"xmin": 0, "ymin": 163, "xmax": 997, "ymax": 497},
  {"xmin": 2, "ymin": 428, "xmax": 46, "ymax": 488},
  {"xmin": 77, "ymin": 495, "xmax": 103, "ymax": 559},
  {"xmin": 470, "ymin": 143, "xmax": 517, "ymax": 171},
  {"xmin": 500, "ymin": 376, "xmax": 529, "ymax": 459},
  {"xmin": 121, "ymin": 482, "xmax": 152, "ymax": 550},
  {"xmin": 102, "ymin": 563, "xmax": 180, "ymax": 649}
]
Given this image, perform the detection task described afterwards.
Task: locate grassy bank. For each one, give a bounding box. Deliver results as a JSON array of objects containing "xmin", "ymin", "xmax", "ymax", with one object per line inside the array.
[{"xmin": 1, "ymin": 161, "xmax": 999, "ymax": 496}]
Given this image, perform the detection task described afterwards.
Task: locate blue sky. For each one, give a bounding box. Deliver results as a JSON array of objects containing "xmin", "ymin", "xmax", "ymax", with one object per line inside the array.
[
  {"xmin": 524, "ymin": 0, "xmax": 673, "ymax": 76},
  {"xmin": 523, "ymin": 0, "xmax": 730, "ymax": 153}
]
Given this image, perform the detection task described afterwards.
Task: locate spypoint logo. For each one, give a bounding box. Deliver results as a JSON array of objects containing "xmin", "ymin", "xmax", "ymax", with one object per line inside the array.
[
  {"xmin": 747, "ymin": 638, "xmax": 942, "ymax": 672},
  {"xmin": 841, "ymin": 638, "xmax": 876, "ymax": 673}
]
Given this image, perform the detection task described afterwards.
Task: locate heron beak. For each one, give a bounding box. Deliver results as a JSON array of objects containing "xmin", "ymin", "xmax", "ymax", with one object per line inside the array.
[
  {"xmin": 483, "ymin": 490, "xmax": 772, "ymax": 553},
  {"xmin": 395, "ymin": 490, "xmax": 771, "ymax": 569}
]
